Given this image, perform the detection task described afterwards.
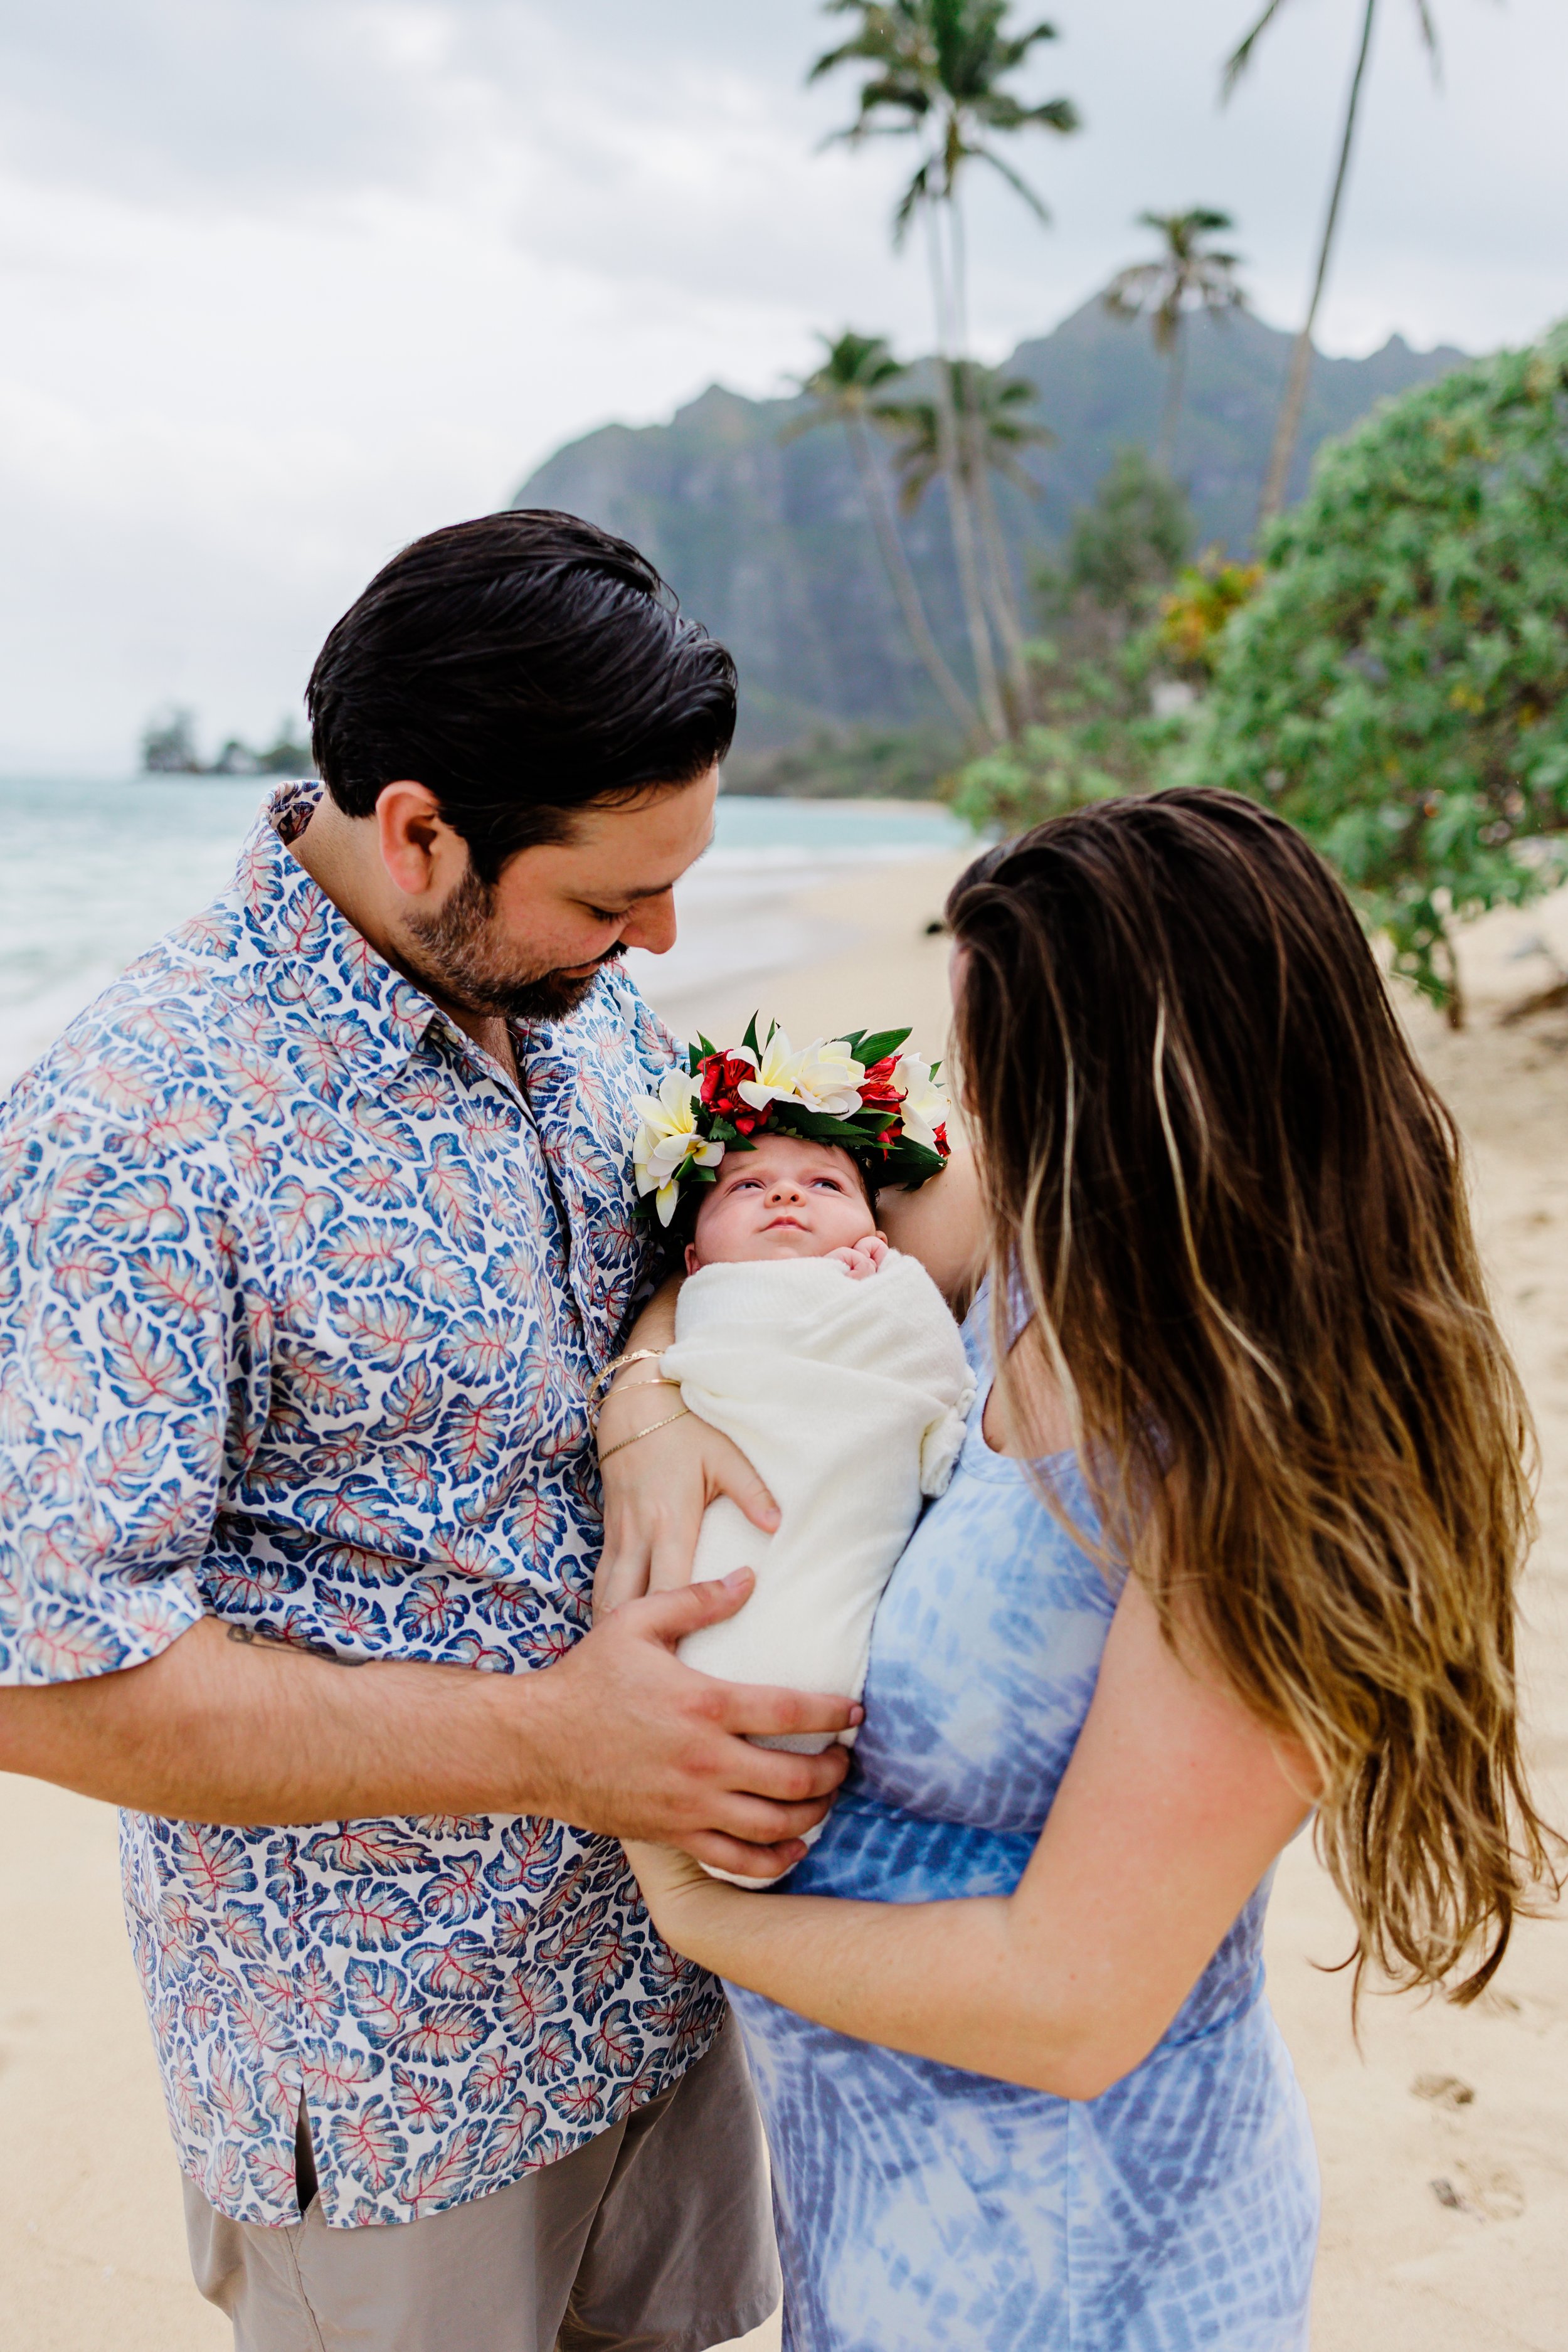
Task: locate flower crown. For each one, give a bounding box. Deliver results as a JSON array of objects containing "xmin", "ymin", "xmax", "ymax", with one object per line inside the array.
[{"xmin": 633, "ymin": 1015, "xmax": 951, "ymax": 1228}]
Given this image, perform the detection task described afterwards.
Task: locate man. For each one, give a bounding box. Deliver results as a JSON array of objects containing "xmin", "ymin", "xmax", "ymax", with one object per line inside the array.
[{"xmin": 0, "ymin": 512, "xmax": 856, "ymax": 2349}]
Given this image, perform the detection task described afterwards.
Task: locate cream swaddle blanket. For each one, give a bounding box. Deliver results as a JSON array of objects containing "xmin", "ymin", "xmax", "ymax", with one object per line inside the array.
[{"xmin": 666, "ymin": 1249, "xmax": 975, "ymax": 1742}]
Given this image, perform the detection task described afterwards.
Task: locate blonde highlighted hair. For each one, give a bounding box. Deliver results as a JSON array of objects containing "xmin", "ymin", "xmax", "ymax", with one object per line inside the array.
[{"xmin": 947, "ymin": 788, "xmax": 1558, "ymax": 2000}]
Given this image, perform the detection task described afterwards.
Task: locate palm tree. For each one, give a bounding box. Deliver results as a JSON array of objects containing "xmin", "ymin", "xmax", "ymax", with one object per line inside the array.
[
  {"xmin": 1102, "ymin": 209, "xmax": 1248, "ymax": 474},
  {"xmin": 811, "ymin": 0, "xmax": 1080, "ymax": 738},
  {"xmin": 783, "ymin": 332, "xmax": 978, "ymax": 733},
  {"xmin": 878, "ymin": 361, "xmax": 1054, "ymax": 686},
  {"xmin": 1224, "ymin": 0, "xmax": 1444, "ymax": 524}
]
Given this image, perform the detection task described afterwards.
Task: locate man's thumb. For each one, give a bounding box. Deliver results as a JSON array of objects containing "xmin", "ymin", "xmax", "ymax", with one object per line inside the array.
[{"xmin": 643, "ymin": 1569, "xmax": 755, "ymax": 1646}]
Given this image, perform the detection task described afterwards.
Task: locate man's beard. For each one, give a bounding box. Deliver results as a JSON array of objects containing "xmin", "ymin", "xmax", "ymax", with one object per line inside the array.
[{"xmin": 401, "ymin": 867, "xmax": 625, "ymax": 1024}]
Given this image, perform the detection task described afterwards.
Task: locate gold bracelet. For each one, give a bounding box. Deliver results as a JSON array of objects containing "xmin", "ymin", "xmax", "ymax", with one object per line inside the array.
[
  {"xmin": 598, "ymin": 1407, "xmax": 690, "ymax": 1464},
  {"xmin": 587, "ymin": 1348, "xmax": 665, "ymax": 1411},
  {"xmin": 590, "ymin": 1372, "xmax": 680, "ymax": 1437}
]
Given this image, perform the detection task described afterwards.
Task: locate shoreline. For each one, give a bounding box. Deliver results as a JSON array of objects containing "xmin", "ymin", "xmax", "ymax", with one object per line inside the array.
[{"xmin": 1, "ymin": 856, "xmax": 1564, "ymax": 2350}]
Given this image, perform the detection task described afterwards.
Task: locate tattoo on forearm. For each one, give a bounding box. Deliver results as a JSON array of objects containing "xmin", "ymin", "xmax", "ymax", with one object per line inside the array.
[{"xmin": 225, "ymin": 1622, "xmax": 367, "ymax": 1667}]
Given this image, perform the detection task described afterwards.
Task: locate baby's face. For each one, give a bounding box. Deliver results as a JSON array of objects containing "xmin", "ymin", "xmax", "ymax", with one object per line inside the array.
[{"xmin": 686, "ymin": 1134, "xmax": 879, "ymax": 1270}]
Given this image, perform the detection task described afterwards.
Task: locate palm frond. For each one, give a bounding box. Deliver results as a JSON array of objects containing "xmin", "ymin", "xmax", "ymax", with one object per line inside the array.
[
  {"xmin": 971, "ymin": 141, "xmax": 1051, "ymax": 223},
  {"xmin": 1221, "ymin": 0, "xmax": 1295, "ymax": 100}
]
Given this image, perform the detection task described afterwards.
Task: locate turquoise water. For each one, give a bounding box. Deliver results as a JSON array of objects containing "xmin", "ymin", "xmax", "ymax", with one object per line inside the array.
[{"xmin": 0, "ymin": 776, "xmax": 968, "ymax": 1084}]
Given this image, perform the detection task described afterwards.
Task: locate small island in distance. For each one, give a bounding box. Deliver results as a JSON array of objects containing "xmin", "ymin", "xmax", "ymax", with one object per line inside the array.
[{"xmin": 140, "ymin": 706, "xmax": 315, "ymax": 777}]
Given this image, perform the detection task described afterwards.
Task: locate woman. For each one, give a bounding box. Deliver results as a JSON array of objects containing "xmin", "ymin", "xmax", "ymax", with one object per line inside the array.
[{"xmin": 615, "ymin": 790, "xmax": 1555, "ymax": 2349}]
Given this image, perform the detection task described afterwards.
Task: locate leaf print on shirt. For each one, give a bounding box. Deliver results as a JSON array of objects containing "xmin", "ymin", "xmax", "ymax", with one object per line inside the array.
[
  {"xmin": 317, "ymin": 1883, "xmax": 425, "ymax": 1952},
  {"xmin": 461, "ymin": 2052, "xmax": 522, "ymax": 2111},
  {"xmin": 26, "ymin": 1303, "xmax": 98, "ymax": 1414},
  {"xmin": 438, "ymin": 1396, "xmax": 513, "ymax": 1484},
  {"xmin": 329, "ymin": 2101, "xmax": 407, "ymax": 2196},
  {"xmin": 87, "ymin": 1172, "xmax": 190, "ymax": 1248},
  {"xmin": 300, "ymin": 2044, "xmax": 384, "ymax": 2109},
  {"xmin": 170, "ymin": 1824, "xmax": 258, "ymax": 1907},
  {"xmin": 301, "ymin": 1825, "xmax": 431, "ymax": 1875},
  {"xmin": 389, "ymin": 2008, "xmax": 487, "ymax": 2066},
  {"xmin": 270, "ymin": 1178, "xmax": 336, "ymax": 1253},
  {"xmin": 389, "ymin": 2065, "xmax": 456, "ymax": 2129},
  {"xmin": 331, "ymin": 1294, "xmax": 442, "ymax": 1363},
  {"xmin": 344, "ymin": 1960, "xmax": 416, "ymax": 2046},
  {"xmin": 127, "ymin": 1251, "xmax": 216, "ymax": 1328},
  {"xmin": 99, "ymin": 1305, "xmax": 203, "ymax": 1412},
  {"xmin": 317, "ymin": 1219, "xmax": 420, "ymax": 1289}
]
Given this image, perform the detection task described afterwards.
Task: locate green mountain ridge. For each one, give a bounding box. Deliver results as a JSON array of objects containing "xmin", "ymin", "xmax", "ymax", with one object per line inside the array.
[{"xmin": 513, "ymin": 297, "xmax": 1467, "ymax": 748}]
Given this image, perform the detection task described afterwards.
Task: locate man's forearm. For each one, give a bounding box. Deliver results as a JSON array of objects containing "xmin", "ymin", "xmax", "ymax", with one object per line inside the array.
[
  {"xmin": 0, "ymin": 1618, "xmax": 552, "ymax": 1826},
  {"xmin": 0, "ymin": 1582, "xmax": 860, "ymax": 1865}
]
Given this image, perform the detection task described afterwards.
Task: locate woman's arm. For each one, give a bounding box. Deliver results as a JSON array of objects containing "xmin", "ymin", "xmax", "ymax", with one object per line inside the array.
[
  {"xmin": 627, "ymin": 1574, "xmax": 1315, "ymax": 2100},
  {"xmin": 876, "ymin": 1144, "xmax": 984, "ymax": 1306}
]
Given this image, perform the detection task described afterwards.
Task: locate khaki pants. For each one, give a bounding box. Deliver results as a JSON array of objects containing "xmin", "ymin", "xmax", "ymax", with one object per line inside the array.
[{"xmin": 184, "ymin": 2016, "xmax": 778, "ymax": 2352}]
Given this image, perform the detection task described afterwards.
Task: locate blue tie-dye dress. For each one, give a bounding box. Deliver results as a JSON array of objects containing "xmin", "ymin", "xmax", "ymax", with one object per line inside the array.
[{"xmin": 728, "ymin": 1298, "xmax": 1320, "ymax": 2350}]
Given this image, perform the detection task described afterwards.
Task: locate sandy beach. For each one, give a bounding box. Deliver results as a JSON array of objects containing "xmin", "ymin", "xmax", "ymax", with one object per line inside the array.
[{"xmin": 1, "ymin": 842, "xmax": 1564, "ymax": 2351}]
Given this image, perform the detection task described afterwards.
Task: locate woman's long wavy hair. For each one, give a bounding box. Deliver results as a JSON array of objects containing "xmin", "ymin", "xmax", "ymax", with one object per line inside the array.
[{"xmin": 947, "ymin": 788, "xmax": 1557, "ymax": 2001}]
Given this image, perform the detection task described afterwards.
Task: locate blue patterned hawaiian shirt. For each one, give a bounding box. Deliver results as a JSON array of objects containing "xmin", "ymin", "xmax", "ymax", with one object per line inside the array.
[{"xmin": 0, "ymin": 780, "xmax": 723, "ymax": 2227}]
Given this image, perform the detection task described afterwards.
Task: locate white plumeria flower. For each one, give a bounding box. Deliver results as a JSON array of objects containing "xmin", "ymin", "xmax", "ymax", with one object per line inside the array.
[
  {"xmin": 791, "ymin": 1037, "xmax": 867, "ymax": 1117},
  {"xmin": 734, "ymin": 1024, "xmax": 807, "ymax": 1113},
  {"xmin": 632, "ymin": 1070, "xmax": 723, "ymax": 1226},
  {"xmin": 890, "ymin": 1050, "xmax": 948, "ymax": 1152}
]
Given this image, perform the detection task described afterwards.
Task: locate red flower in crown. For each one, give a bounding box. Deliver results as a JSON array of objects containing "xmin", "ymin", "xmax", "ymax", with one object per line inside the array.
[
  {"xmin": 699, "ymin": 1051, "xmax": 763, "ymax": 1134},
  {"xmin": 857, "ymin": 1054, "xmax": 906, "ymax": 1118}
]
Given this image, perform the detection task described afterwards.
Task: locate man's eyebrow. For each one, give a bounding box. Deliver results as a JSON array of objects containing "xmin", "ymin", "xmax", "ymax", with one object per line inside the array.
[{"xmin": 614, "ymin": 827, "xmax": 717, "ymax": 903}]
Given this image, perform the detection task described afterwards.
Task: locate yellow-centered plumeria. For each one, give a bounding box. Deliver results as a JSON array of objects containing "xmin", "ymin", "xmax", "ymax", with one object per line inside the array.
[
  {"xmin": 631, "ymin": 1069, "xmax": 724, "ymax": 1226},
  {"xmin": 736, "ymin": 1027, "xmax": 866, "ymax": 1119}
]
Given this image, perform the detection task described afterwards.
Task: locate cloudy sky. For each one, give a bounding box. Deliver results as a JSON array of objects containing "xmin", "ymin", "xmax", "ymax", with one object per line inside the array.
[{"xmin": 2, "ymin": 0, "xmax": 1564, "ymax": 771}]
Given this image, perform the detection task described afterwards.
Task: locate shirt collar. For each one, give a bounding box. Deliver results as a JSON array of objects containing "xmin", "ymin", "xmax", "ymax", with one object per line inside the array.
[{"xmin": 229, "ymin": 778, "xmax": 445, "ymax": 1078}]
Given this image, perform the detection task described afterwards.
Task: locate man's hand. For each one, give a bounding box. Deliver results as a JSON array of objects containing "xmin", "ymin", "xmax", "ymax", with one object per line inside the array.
[
  {"xmin": 595, "ymin": 1276, "xmax": 778, "ymax": 1614},
  {"xmin": 534, "ymin": 1569, "xmax": 857, "ymax": 1878},
  {"xmin": 826, "ymin": 1236, "xmax": 888, "ymax": 1282}
]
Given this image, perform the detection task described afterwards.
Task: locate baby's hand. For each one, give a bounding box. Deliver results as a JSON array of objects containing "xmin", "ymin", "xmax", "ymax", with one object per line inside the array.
[{"xmin": 827, "ymin": 1236, "xmax": 888, "ymax": 1282}]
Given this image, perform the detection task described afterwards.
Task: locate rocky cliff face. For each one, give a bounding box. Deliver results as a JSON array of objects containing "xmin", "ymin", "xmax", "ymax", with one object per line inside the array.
[{"xmin": 514, "ymin": 299, "xmax": 1465, "ymax": 746}]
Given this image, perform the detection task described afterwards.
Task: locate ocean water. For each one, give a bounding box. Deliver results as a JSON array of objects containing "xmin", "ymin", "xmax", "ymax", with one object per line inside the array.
[{"xmin": 0, "ymin": 776, "xmax": 968, "ymax": 1089}]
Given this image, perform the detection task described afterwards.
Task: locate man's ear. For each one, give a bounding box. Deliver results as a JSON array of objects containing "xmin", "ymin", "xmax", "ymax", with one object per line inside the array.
[{"xmin": 375, "ymin": 780, "xmax": 462, "ymax": 902}]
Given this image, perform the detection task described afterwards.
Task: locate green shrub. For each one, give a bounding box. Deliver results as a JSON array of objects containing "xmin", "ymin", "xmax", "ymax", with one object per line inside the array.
[{"xmin": 1194, "ymin": 327, "xmax": 1568, "ymax": 1020}]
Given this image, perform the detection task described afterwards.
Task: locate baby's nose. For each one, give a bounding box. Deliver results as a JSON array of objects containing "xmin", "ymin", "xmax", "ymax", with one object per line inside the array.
[{"xmin": 768, "ymin": 1180, "xmax": 805, "ymax": 1202}]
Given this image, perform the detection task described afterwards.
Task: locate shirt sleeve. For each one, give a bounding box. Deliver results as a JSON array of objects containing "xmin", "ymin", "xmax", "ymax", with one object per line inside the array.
[{"xmin": 0, "ymin": 1099, "xmax": 260, "ymax": 1686}]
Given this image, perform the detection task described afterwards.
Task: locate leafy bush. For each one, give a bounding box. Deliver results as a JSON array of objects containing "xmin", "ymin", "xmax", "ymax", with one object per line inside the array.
[{"xmin": 1194, "ymin": 327, "xmax": 1568, "ymax": 1020}]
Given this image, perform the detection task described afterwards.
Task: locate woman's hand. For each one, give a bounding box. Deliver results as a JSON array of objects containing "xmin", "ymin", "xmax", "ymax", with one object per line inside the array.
[
  {"xmin": 623, "ymin": 1839, "xmax": 739, "ymax": 1949},
  {"xmin": 595, "ymin": 1278, "xmax": 779, "ymax": 1618}
]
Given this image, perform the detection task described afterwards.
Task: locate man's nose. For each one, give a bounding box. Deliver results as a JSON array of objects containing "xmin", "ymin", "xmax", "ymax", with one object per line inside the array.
[{"xmin": 619, "ymin": 891, "xmax": 678, "ymax": 956}]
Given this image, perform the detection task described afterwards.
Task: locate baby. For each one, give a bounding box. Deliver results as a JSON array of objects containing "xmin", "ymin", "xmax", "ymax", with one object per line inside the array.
[{"xmin": 625, "ymin": 1024, "xmax": 973, "ymax": 1869}]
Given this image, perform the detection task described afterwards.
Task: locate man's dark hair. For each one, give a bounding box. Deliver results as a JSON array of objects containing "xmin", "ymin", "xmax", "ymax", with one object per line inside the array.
[{"xmin": 306, "ymin": 510, "xmax": 736, "ymax": 880}]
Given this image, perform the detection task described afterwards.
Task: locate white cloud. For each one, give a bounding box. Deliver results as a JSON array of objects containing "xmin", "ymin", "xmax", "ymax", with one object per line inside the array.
[{"xmin": 0, "ymin": 0, "xmax": 1563, "ymax": 769}]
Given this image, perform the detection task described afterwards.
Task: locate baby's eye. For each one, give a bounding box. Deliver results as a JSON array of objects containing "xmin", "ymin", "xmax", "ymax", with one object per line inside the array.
[{"xmin": 811, "ymin": 1177, "xmax": 844, "ymax": 1191}]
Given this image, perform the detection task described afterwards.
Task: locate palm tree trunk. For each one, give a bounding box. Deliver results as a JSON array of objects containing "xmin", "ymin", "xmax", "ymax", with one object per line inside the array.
[
  {"xmin": 1258, "ymin": 0, "xmax": 1379, "ymax": 525},
  {"xmin": 847, "ymin": 420, "xmax": 978, "ymax": 734},
  {"xmin": 967, "ymin": 425, "xmax": 1034, "ymax": 727},
  {"xmin": 925, "ymin": 203, "xmax": 1009, "ymax": 743},
  {"xmin": 1157, "ymin": 320, "xmax": 1187, "ymax": 475}
]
